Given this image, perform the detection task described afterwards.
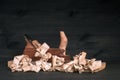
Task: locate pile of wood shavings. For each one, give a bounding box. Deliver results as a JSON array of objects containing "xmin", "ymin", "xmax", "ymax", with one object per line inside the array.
[{"xmin": 8, "ymin": 31, "xmax": 106, "ymax": 73}]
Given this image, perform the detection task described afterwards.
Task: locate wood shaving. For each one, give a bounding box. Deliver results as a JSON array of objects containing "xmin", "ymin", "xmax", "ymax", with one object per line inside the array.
[{"xmin": 8, "ymin": 31, "xmax": 106, "ymax": 73}]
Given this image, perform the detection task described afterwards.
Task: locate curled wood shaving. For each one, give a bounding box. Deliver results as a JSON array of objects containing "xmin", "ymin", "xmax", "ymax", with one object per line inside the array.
[
  {"xmin": 8, "ymin": 31, "xmax": 106, "ymax": 73},
  {"xmin": 8, "ymin": 51, "xmax": 106, "ymax": 73}
]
